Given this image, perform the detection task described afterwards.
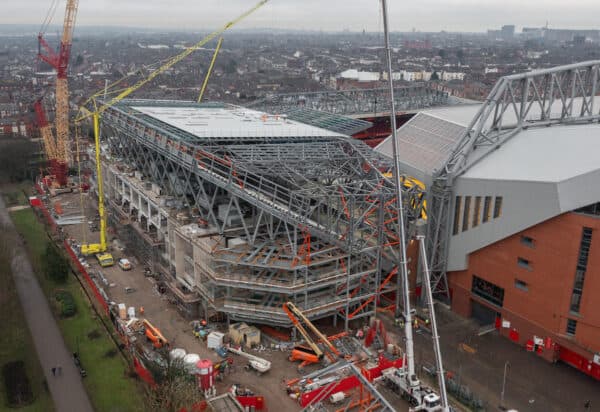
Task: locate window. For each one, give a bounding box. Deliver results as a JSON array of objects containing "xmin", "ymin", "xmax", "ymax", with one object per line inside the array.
[
  {"xmin": 472, "ymin": 196, "xmax": 482, "ymax": 227},
  {"xmin": 515, "ymin": 279, "xmax": 529, "ymax": 292},
  {"xmin": 569, "ymin": 227, "xmax": 593, "ymax": 313},
  {"xmin": 462, "ymin": 196, "xmax": 471, "ymax": 232},
  {"xmin": 483, "ymin": 196, "xmax": 492, "ymax": 223},
  {"xmin": 493, "ymin": 196, "xmax": 503, "ymax": 218},
  {"xmin": 517, "ymin": 257, "xmax": 532, "ymax": 270},
  {"xmin": 575, "ymin": 202, "xmax": 600, "ymax": 216},
  {"xmin": 452, "ymin": 196, "xmax": 462, "ymax": 235},
  {"xmin": 520, "ymin": 235, "xmax": 535, "ymax": 248},
  {"xmin": 566, "ymin": 319, "xmax": 577, "ymax": 336},
  {"xmin": 472, "ymin": 275, "xmax": 505, "ymax": 307}
]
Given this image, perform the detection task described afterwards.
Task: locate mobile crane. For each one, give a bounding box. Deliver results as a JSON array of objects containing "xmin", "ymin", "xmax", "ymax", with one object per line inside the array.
[
  {"xmin": 378, "ymin": 0, "xmax": 449, "ymax": 410},
  {"xmin": 283, "ymin": 302, "xmax": 342, "ymax": 370},
  {"xmin": 76, "ymin": 0, "xmax": 267, "ymax": 259}
]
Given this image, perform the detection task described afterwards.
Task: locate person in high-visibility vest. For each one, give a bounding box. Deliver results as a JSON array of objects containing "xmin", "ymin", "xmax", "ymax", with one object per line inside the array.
[{"xmin": 414, "ymin": 318, "xmax": 419, "ymax": 329}]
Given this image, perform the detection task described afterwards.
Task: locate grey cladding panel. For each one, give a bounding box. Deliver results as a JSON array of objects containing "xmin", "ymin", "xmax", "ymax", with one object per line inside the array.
[{"xmin": 376, "ymin": 112, "xmax": 466, "ymax": 176}]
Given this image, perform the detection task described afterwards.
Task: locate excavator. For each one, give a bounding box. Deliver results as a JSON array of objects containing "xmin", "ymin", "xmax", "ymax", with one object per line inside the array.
[{"xmin": 283, "ymin": 302, "xmax": 343, "ymax": 371}]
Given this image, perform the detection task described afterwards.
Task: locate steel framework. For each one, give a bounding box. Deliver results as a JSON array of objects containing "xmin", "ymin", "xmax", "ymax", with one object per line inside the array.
[
  {"xmin": 101, "ymin": 100, "xmax": 425, "ymax": 327},
  {"xmin": 427, "ymin": 60, "xmax": 600, "ymax": 297},
  {"xmin": 246, "ymin": 85, "xmax": 448, "ymax": 116}
]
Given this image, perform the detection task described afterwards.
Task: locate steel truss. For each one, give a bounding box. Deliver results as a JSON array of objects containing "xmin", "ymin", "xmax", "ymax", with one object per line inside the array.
[
  {"xmin": 246, "ymin": 85, "xmax": 449, "ymax": 116},
  {"xmin": 427, "ymin": 61, "xmax": 600, "ymax": 298},
  {"xmin": 101, "ymin": 100, "xmax": 424, "ymax": 327}
]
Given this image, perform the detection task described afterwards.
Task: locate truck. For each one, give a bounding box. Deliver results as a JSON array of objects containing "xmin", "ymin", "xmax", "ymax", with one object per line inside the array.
[
  {"xmin": 382, "ymin": 367, "xmax": 443, "ymax": 411},
  {"xmin": 95, "ymin": 252, "xmax": 114, "ymax": 267}
]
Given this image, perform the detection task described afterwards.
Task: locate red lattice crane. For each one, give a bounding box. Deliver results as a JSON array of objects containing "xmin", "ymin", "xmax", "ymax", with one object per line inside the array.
[{"xmin": 37, "ymin": 0, "xmax": 79, "ymax": 186}]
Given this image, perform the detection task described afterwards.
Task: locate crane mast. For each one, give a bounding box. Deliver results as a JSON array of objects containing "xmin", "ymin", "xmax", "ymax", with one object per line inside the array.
[
  {"xmin": 37, "ymin": 0, "xmax": 79, "ymax": 186},
  {"xmin": 56, "ymin": 0, "xmax": 79, "ymax": 167}
]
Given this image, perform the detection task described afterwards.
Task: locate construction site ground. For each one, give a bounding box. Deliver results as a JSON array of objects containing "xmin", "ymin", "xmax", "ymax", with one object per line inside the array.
[
  {"xmin": 55, "ymin": 191, "xmax": 413, "ymax": 411},
  {"xmin": 380, "ymin": 307, "xmax": 600, "ymax": 412},
  {"xmin": 55, "ymin": 191, "xmax": 600, "ymax": 411}
]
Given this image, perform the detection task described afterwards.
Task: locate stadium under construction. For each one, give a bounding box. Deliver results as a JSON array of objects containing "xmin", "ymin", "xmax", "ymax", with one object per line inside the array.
[
  {"xmin": 88, "ymin": 61, "xmax": 600, "ymax": 381},
  {"xmin": 93, "ymin": 99, "xmax": 426, "ymax": 328}
]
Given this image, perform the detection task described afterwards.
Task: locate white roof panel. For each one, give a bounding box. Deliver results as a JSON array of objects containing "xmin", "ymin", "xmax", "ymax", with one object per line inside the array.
[{"xmin": 131, "ymin": 106, "xmax": 343, "ymax": 139}]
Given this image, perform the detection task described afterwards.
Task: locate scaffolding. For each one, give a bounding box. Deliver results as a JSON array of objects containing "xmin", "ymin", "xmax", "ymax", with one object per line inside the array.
[{"xmin": 100, "ymin": 100, "xmax": 425, "ymax": 327}]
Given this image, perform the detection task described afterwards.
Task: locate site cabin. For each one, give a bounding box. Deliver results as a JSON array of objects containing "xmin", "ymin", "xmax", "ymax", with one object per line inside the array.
[
  {"xmin": 228, "ymin": 323, "xmax": 261, "ymax": 349},
  {"xmin": 95, "ymin": 253, "xmax": 114, "ymax": 267}
]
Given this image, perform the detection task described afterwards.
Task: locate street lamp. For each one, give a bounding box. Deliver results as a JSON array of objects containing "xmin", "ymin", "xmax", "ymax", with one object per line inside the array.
[{"xmin": 500, "ymin": 361, "xmax": 510, "ymax": 410}]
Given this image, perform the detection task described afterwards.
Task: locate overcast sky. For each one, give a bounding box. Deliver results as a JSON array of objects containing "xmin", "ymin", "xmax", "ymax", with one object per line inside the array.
[{"xmin": 6, "ymin": 0, "xmax": 600, "ymax": 33}]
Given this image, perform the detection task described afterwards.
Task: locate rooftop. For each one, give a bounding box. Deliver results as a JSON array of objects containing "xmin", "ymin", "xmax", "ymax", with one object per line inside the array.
[
  {"xmin": 462, "ymin": 123, "xmax": 600, "ymax": 182},
  {"xmin": 130, "ymin": 104, "xmax": 344, "ymax": 142}
]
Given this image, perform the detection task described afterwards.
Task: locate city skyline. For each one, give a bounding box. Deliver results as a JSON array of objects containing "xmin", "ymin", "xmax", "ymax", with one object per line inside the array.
[{"xmin": 5, "ymin": 0, "xmax": 600, "ymax": 33}]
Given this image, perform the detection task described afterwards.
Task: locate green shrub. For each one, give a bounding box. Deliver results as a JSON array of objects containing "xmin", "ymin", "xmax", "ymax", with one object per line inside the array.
[
  {"xmin": 55, "ymin": 290, "xmax": 77, "ymax": 318},
  {"xmin": 44, "ymin": 243, "xmax": 70, "ymax": 284}
]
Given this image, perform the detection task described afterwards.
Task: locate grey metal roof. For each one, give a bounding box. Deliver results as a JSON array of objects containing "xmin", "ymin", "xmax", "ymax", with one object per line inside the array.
[
  {"xmin": 462, "ymin": 123, "xmax": 600, "ymax": 182},
  {"xmin": 283, "ymin": 107, "xmax": 372, "ymax": 136},
  {"xmin": 374, "ymin": 112, "xmax": 466, "ymax": 181}
]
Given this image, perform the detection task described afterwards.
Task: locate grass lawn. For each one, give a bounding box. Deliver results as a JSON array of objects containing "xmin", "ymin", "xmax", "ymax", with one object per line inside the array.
[
  {"xmin": 0, "ymin": 242, "xmax": 54, "ymax": 412},
  {"xmin": 2, "ymin": 182, "xmax": 32, "ymax": 207},
  {"xmin": 10, "ymin": 208, "xmax": 144, "ymax": 412}
]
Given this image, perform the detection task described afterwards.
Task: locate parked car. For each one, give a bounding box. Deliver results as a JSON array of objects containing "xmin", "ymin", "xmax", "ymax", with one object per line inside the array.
[{"xmin": 118, "ymin": 258, "xmax": 132, "ymax": 271}]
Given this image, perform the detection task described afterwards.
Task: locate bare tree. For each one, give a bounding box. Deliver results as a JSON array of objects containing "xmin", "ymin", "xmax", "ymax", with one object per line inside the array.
[{"xmin": 143, "ymin": 351, "xmax": 204, "ymax": 412}]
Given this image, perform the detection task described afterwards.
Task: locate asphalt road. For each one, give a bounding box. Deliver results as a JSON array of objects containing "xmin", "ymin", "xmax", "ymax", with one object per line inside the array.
[
  {"xmin": 0, "ymin": 198, "xmax": 94, "ymax": 412},
  {"xmin": 404, "ymin": 306, "xmax": 599, "ymax": 412}
]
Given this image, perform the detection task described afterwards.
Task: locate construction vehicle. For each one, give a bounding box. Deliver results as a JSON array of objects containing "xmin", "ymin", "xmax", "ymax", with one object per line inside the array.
[
  {"xmin": 288, "ymin": 346, "xmax": 321, "ymax": 371},
  {"xmin": 75, "ymin": 0, "xmax": 267, "ymax": 260},
  {"xmin": 382, "ymin": 367, "xmax": 442, "ymax": 411},
  {"xmin": 37, "ymin": 0, "xmax": 79, "ymax": 186},
  {"xmin": 283, "ymin": 302, "xmax": 342, "ymax": 369},
  {"xmin": 80, "ymin": 110, "xmax": 112, "ymax": 261},
  {"xmin": 226, "ymin": 346, "xmax": 271, "ymax": 373},
  {"xmin": 143, "ymin": 319, "xmax": 168, "ymax": 349},
  {"xmin": 118, "ymin": 258, "xmax": 132, "ymax": 270},
  {"xmin": 95, "ymin": 252, "xmax": 114, "ymax": 267},
  {"xmin": 379, "ymin": 0, "xmax": 449, "ymax": 410}
]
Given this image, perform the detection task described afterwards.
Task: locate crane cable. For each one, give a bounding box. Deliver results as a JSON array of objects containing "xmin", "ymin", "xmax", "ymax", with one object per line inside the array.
[
  {"xmin": 40, "ymin": 0, "xmax": 59, "ymax": 34},
  {"xmin": 75, "ymin": 0, "xmax": 269, "ymax": 122}
]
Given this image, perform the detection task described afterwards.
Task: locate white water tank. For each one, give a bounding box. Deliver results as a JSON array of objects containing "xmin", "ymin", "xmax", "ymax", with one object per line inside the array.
[
  {"xmin": 169, "ymin": 348, "xmax": 186, "ymax": 363},
  {"xmin": 183, "ymin": 353, "xmax": 200, "ymax": 373},
  {"xmin": 330, "ymin": 392, "xmax": 346, "ymax": 404}
]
